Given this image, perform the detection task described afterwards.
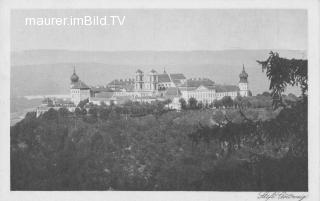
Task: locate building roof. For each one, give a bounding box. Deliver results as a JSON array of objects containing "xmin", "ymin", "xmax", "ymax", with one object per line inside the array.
[
  {"xmin": 136, "ymin": 69, "xmax": 143, "ymax": 74},
  {"xmin": 164, "ymin": 87, "xmax": 181, "ymax": 99},
  {"xmin": 215, "ymin": 84, "xmax": 239, "ymax": 92},
  {"xmin": 107, "ymin": 79, "xmax": 135, "ymax": 91},
  {"xmin": 108, "ymin": 79, "xmax": 133, "ymax": 85},
  {"xmin": 180, "ymin": 78, "xmax": 215, "ymax": 90},
  {"xmin": 70, "ymin": 67, "xmax": 79, "ymax": 82},
  {"xmin": 239, "ymin": 65, "xmax": 248, "ymax": 83},
  {"xmin": 170, "ymin": 73, "xmax": 186, "ymax": 85},
  {"xmin": 170, "ymin": 73, "xmax": 186, "ymax": 80},
  {"xmin": 90, "ymin": 97, "xmax": 113, "ymax": 102},
  {"xmin": 158, "ymin": 73, "xmax": 171, "ymax": 83},
  {"xmin": 122, "ymin": 84, "xmax": 135, "ymax": 91},
  {"xmin": 91, "ymin": 87, "xmax": 114, "ymax": 93},
  {"xmin": 71, "ymin": 80, "xmax": 90, "ymax": 89},
  {"xmin": 95, "ymin": 92, "xmax": 114, "ymax": 98}
]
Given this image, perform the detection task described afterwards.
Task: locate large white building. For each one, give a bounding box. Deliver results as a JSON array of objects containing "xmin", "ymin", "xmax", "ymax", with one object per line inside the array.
[
  {"xmin": 179, "ymin": 79, "xmax": 240, "ymax": 104},
  {"xmin": 69, "ymin": 65, "xmax": 249, "ymax": 107}
]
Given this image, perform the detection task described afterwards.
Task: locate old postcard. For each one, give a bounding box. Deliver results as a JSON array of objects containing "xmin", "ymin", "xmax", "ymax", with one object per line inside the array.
[{"xmin": 0, "ymin": 0, "xmax": 319, "ymax": 201}]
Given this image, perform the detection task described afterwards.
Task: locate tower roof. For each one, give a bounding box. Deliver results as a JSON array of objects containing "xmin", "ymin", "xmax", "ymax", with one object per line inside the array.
[
  {"xmin": 239, "ymin": 64, "xmax": 248, "ymax": 83},
  {"xmin": 150, "ymin": 69, "xmax": 157, "ymax": 74},
  {"xmin": 163, "ymin": 67, "xmax": 167, "ymax": 74},
  {"xmin": 136, "ymin": 69, "xmax": 143, "ymax": 74},
  {"xmin": 71, "ymin": 80, "xmax": 90, "ymax": 89},
  {"xmin": 70, "ymin": 66, "xmax": 79, "ymax": 83}
]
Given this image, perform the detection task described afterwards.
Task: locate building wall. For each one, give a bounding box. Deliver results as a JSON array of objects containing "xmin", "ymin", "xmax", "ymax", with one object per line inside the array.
[
  {"xmin": 181, "ymin": 90, "xmax": 238, "ymax": 103},
  {"xmin": 144, "ymin": 74, "xmax": 159, "ymax": 91},
  {"xmin": 70, "ymin": 88, "xmax": 90, "ymax": 106},
  {"xmin": 238, "ymin": 82, "xmax": 248, "ymax": 97},
  {"xmin": 216, "ymin": 91, "xmax": 238, "ymax": 100},
  {"xmin": 158, "ymin": 82, "xmax": 175, "ymax": 90},
  {"xmin": 181, "ymin": 89, "xmax": 217, "ymax": 104},
  {"xmin": 80, "ymin": 89, "xmax": 90, "ymax": 102},
  {"xmin": 70, "ymin": 89, "xmax": 81, "ymax": 105}
]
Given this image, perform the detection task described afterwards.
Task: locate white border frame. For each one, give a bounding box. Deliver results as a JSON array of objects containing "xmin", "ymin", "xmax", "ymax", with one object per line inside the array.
[{"xmin": 0, "ymin": 0, "xmax": 319, "ymax": 201}]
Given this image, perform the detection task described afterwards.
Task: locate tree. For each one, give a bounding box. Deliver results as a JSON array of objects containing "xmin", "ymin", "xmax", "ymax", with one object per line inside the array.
[
  {"xmin": 188, "ymin": 97, "xmax": 198, "ymax": 109},
  {"xmin": 262, "ymin": 91, "xmax": 271, "ymax": 97},
  {"xmin": 81, "ymin": 108, "xmax": 87, "ymax": 115},
  {"xmin": 221, "ymin": 96, "xmax": 233, "ymax": 108},
  {"xmin": 110, "ymin": 100, "xmax": 115, "ymax": 107},
  {"xmin": 88, "ymin": 107, "xmax": 98, "ymax": 118},
  {"xmin": 233, "ymin": 96, "xmax": 242, "ymax": 108},
  {"xmin": 24, "ymin": 111, "xmax": 37, "ymax": 121},
  {"xmin": 179, "ymin": 98, "xmax": 187, "ymax": 110},
  {"xmin": 100, "ymin": 101, "xmax": 107, "ymax": 107},
  {"xmin": 77, "ymin": 99, "xmax": 89, "ymax": 109},
  {"xmin": 213, "ymin": 99, "xmax": 222, "ymax": 109},
  {"xmin": 58, "ymin": 107, "xmax": 69, "ymax": 118},
  {"xmin": 163, "ymin": 99, "xmax": 172, "ymax": 105},
  {"xmin": 74, "ymin": 107, "xmax": 82, "ymax": 116},
  {"xmin": 99, "ymin": 108, "xmax": 110, "ymax": 120},
  {"xmin": 197, "ymin": 101, "xmax": 204, "ymax": 109},
  {"xmin": 42, "ymin": 108, "xmax": 58, "ymax": 120},
  {"xmin": 257, "ymin": 52, "xmax": 307, "ymax": 108}
]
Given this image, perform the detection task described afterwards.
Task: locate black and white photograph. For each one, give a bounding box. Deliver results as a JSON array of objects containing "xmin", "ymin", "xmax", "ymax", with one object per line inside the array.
[{"xmin": 0, "ymin": 0, "xmax": 319, "ymax": 201}]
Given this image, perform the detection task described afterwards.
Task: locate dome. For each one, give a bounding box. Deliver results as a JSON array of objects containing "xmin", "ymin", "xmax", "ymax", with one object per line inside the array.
[
  {"xmin": 239, "ymin": 65, "xmax": 248, "ymax": 83},
  {"xmin": 136, "ymin": 69, "xmax": 143, "ymax": 74},
  {"xmin": 239, "ymin": 65, "xmax": 248, "ymax": 78},
  {"xmin": 150, "ymin": 69, "xmax": 157, "ymax": 74},
  {"xmin": 70, "ymin": 67, "xmax": 79, "ymax": 82}
]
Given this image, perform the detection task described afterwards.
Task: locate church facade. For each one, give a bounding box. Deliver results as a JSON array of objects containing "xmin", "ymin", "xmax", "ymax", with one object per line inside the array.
[{"xmin": 69, "ymin": 66, "xmax": 249, "ymax": 107}]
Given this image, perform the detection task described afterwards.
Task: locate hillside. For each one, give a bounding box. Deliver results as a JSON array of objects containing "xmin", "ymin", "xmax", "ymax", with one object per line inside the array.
[{"xmin": 10, "ymin": 100, "xmax": 308, "ymax": 190}]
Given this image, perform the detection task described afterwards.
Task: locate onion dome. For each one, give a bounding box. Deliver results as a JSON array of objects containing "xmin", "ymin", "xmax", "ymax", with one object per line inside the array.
[
  {"xmin": 70, "ymin": 66, "xmax": 79, "ymax": 83},
  {"xmin": 150, "ymin": 69, "xmax": 157, "ymax": 74},
  {"xmin": 239, "ymin": 65, "xmax": 248, "ymax": 83},
  {"xmin": 136, "ymin": 69, "xmax": 143, "ymax": 74}
]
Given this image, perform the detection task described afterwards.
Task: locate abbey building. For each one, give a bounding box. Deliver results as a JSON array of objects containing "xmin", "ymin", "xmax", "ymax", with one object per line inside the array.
[{"xmin": 69, "ymin": 65, "xmax": 249, "ymax": 107}]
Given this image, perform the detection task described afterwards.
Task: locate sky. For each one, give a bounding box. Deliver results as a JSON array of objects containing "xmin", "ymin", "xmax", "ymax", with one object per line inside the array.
[{"xmin": 11, "ymin": 9, "xmax": 307, "ymax": 51}]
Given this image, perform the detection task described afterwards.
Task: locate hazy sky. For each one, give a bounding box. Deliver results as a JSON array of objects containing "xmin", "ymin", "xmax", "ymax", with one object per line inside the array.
[{"xmin": 11, "ymin": 9, "xmax": 307, "ymax": 51}]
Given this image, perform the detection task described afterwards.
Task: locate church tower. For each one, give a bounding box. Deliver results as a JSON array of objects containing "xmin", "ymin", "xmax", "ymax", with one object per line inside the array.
[
  {"xmin": 146, "ymin": 69, "xmax": 158, "ymax": 91},
  {"xmin": 239, "ymin": 65, "xmax": 249, "ymax": 97},
  {"xmin": 135, "ymin": 69, "xmax": 144, "ymax": 91},
  {"xmin": 70, "ymin": 66, "xmax": 80, "ymax": 104},
  {"xmin": 70, "ymin": 66, "xmax": 90, "ymax": 106}
]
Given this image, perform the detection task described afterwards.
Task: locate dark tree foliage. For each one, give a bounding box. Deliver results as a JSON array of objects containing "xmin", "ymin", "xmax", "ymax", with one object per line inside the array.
[
  {"xmin": 179, "ymin": 98, "xmax": 187, "ymax": 110},
  {"xmin": 77, "ymin": 98, "xmax": 89, "ymax": 109},
  {"xmin": 58, "ymin": 107, "xmax": 70, "ymax": 117},
  {"xmin": 42, "ymin": 108, "xmax": 58, "ymax": 121},
  {"xmin": 74, "ymin": 107, "xmax": 82, "ymax": 116},
  {"xmin": 188, "ymin": 97, "xmax": 198, "ymax": 109},
  {"xmin": 221, "ymin": 96, "xmax": 233, "ymax": 108},
  {"xmin": 257, "ymin": 52, "xmax": 307, "ymax": 108}
]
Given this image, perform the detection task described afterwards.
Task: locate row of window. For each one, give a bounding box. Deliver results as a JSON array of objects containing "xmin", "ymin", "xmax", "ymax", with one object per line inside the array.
[{"xmin": 182, "ymin": 91, "xmax": 237, "ymax": 100}]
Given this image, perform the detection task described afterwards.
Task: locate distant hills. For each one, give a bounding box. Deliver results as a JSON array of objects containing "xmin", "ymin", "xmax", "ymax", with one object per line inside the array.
[{"xmin": 11, "ymin": 49, "xmax": 306, "ymax": 97}]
